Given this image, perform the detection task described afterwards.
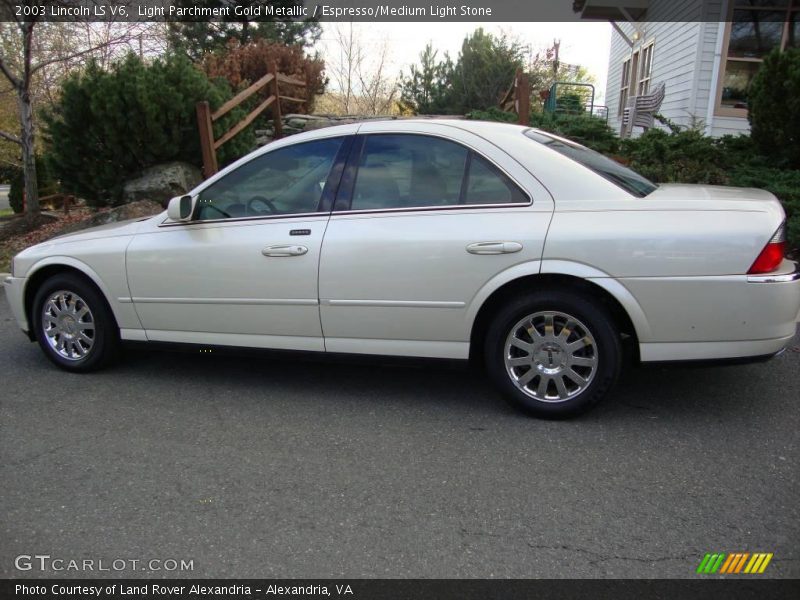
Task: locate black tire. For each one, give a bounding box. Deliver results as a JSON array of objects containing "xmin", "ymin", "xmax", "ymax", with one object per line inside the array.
[
  {"xmin": 484, "ymin": 289, "xmax": 621, "ymax": 418},
  {"xmin": 32, "ymin": 273, "xmax": 119, "ymax": 372}
]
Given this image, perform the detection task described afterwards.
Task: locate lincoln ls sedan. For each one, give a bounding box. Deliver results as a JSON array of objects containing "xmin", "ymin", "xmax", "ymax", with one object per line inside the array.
[{"xmin": 4, "ymin": 120, "xmax": 800, "ymax": 417}]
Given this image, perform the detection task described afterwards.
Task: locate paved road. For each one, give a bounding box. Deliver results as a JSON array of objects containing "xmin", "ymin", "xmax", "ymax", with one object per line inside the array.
[{"xmin": 0, "ymin": 293, "xmax": 798, "ymax": 579}]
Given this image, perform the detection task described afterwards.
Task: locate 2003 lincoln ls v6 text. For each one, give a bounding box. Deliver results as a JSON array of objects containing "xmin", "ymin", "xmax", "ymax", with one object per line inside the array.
[{"xmin": 4, "ymin": 120, "xmax": 800, "ymax": 417}]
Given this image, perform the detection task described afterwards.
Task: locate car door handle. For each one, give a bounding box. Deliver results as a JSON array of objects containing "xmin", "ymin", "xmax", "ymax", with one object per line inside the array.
[
  {"xmin": 466, "ymin": 241, "xmax": 523, "ymax": 255},
  {"xmin": 261, "ymin": 244, "xmax": 308, "ymax": 257}
]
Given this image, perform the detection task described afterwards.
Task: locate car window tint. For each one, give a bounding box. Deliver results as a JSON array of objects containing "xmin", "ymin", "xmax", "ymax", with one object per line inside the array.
[
  {"xmin": 351, "ymin": 135, "xmax": 468, "ymax": 210},
  {"xmin": 196, "ymin": 138, "xmax": 342, "ymax": 220},
  {"xmin": 464, "ymin": 154, "xmax": 528, "ymax": 205},
  {"xmin": 524, "ymin": 129, "xmax": 657, "ymax": 197}
]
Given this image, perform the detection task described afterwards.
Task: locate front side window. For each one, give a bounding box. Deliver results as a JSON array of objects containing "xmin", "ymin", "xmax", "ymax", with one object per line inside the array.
[
  {"xmin": 349, "ymin": 134, "xmax": 528, "ymax": 210},
  {"xmin": 196, "ymin": 137, "xmax": 343, "ymax": 220}
]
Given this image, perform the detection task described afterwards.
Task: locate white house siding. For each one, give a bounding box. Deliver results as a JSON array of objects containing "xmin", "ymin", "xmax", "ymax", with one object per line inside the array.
[
  {"xmin": 604, "ymin": 0, "xmax": 751, "ymax": 138},
  {"xmin": 710, "ymin": 116, "xmax": 752, "ymax": 137}
]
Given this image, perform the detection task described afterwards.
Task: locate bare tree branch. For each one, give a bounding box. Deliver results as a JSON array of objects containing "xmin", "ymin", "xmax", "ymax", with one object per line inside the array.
[
  {"xmin": 31, "ymin": 34, "xmax": 129, "ymax": 73},
  {"xmin": 0, "ymin": 128, "xmax": 21, "ymax": 145},
  {"xmin": 0, "ymin": 53, "xmax": 22, "ymax": 89}
]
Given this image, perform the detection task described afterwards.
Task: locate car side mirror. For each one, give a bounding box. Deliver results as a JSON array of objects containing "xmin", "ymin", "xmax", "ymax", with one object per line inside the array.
[{"xmin": 167, "ymin": 195, "xmax": 196, "ymax": 222}]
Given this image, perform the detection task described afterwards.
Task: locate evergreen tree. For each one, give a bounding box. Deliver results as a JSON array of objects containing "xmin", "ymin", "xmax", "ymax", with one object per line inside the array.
[
  {"xmin": 398, "ymin": 44, "xmax": 452, "ymax": 115},
  {"xmin": 167, "ymin": 0, "xmax": 321, "ymax": 61},
  {"xmin": 43, "ymin": 54, "xmax": 253, "ymax": 206},
  {"xmin": 400, "ymin": 29, "xmax": 526, "ymax": 115}
]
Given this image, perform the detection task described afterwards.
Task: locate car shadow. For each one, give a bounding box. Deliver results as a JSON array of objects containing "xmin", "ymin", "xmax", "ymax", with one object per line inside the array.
[{"xmin": 108, "ymin": 340, "xmax": 798, "ymax": 426}]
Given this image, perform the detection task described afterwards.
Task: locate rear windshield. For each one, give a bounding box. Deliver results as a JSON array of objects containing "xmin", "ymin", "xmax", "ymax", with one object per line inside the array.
[{"xmin": 524, "ymin": 129, "xmax": 657, "ymax": 198}]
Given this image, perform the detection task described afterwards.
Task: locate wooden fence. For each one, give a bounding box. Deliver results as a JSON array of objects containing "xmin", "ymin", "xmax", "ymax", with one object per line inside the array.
[
  {"xmin": 196, "ymin": 62, "xmax": 307, "ymax": 178},
  {"xmin": 500, "ymin": 68, "xmax": 530, "ymax": 126}
]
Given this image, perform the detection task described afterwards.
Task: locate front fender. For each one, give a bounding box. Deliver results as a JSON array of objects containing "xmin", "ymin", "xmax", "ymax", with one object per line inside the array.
[{"xmin": 23, "ymin": 255, "xmax": 143, "ymax": 332}]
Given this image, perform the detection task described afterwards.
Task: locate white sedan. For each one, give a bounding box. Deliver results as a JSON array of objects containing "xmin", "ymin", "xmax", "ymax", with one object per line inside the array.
[{"xmin": 4, "ymin": 120, "xmax": 799, "ymax": 417}]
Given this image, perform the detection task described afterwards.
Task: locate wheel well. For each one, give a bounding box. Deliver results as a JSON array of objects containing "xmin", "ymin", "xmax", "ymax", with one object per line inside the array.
[
  {"xmin": 469, "ymin": 274, "xmax": 640, "ymax": 365},
  {"xmin": 24, "ymin": 265, "xmax": 118, "ymax": 339}
]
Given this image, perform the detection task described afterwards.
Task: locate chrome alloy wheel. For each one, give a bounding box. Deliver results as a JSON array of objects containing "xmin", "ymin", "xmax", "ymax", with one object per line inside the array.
[
  {"xmin": 41, "ymin": 290, "xmax": 96, "ymax": 361},
  {"xmin": 503, "ymin": 311, "xmax": 598, "ymax": 403}
]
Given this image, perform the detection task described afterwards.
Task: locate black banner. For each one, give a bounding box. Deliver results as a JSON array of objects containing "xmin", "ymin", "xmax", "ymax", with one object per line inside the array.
[
  {"xmin": 0, "ymin": 0, "xmax": 730, "ymax": 23},
  {"xmin": 3, "ymin": 579, "xmax": 800, "ymax": 600}
]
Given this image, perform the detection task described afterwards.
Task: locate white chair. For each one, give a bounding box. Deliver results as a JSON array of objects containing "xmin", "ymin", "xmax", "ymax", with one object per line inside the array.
[{"xmin": 621, "ymin": 82, "xmax": 665, "ymax": 138}]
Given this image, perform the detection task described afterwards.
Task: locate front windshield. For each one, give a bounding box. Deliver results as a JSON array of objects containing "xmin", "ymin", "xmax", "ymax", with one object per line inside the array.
[{"xmin": 524, "ymin": 130, "xmax": 657, "ymax": 198}]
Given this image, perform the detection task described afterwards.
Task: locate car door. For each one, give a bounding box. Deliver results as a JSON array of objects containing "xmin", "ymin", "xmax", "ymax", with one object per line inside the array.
[
  {"xmin": 318, "ymin": 122, "xmax": 554, "ymax": 359},
  {"xmin": 126, "ymin": 134, "xmax": 352, "ymax": 351}
]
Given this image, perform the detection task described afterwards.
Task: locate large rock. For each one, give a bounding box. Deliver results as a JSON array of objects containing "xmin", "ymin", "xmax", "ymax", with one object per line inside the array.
[{"xmin": 122, "ymin": 162, "xmax": 202, "ymax": 206}]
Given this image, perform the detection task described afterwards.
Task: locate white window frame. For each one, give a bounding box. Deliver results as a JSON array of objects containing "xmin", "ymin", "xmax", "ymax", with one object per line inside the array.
[{"xmin": 637, "ymin": 40, "xmax": 655, "ymax": 96}]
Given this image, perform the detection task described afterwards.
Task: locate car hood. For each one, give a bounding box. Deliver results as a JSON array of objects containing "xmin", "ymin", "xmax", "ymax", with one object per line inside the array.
[{"xmin": 48, "ymin": 214, "xmax": 161, "ymax": 244}]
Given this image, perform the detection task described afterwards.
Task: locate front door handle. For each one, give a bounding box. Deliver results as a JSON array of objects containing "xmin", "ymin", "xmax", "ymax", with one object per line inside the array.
[
  {"xmin": 262, "ymin": 244, "xmax": 308, "ymax": 257},
  {"xmin": 466, "ymin": 241, "xmax": 523, "ymax": 255}
]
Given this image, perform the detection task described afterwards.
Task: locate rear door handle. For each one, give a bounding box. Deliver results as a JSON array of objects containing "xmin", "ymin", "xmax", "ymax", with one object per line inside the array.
[
  {"xmin": 466, "ymin": 241, "xmax": 523, "ymax": 255},
  {"xmin": 262, "ymin": 244, "xmax": 308, "ymax": 257}
]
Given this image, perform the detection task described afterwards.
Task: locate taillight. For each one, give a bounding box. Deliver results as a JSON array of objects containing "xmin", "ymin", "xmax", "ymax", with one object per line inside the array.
[{"xmin": 748, "ymin": 222, "xmax": 786, "ymax": 274}]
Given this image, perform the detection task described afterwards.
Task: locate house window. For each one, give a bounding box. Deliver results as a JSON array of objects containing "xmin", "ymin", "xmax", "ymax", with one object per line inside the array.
[
  {"xmin": 618, "ymin": 40, "xmax": 655, "ymax": 116},
  {"xmin": 717, "ymin": 0, "xmax": 800, "ymax": 115},
  {"xmin": 637, "ymin": 42, "xmax": 655, "ymax": 95},
  {"xmin": 618, "ymin": 56, "xmax": 631, "ymax": 116}
]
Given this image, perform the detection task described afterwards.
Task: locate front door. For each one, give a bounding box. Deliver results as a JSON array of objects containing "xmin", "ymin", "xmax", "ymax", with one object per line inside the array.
[{"xmin": 126, "ymin": 135, "xmax": 349, "ymax": 351}]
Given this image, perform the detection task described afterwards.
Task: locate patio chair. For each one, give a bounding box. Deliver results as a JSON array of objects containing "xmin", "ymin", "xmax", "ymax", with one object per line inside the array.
[{"xmin": 621, "ymin": 81, "xmax": 665, "ymax": 138}]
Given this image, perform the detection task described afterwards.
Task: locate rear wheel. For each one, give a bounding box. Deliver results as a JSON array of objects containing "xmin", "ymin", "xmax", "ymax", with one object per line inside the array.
[
  {"xmin": 32, "ymin": 273, "xmax": 119, "ymax": 372},
  {"xmin": 484, "ymin": 290, "xmax": 621, "ymax": 418}
]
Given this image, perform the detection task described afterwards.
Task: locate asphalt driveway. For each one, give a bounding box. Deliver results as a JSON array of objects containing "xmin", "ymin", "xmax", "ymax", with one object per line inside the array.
[{"xmin": 0, "ymin": 293, "xmax": 798, "ymax": 578}]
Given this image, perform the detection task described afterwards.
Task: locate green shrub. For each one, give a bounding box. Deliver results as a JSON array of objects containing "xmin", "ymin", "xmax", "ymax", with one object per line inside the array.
[
  {"xmin": 715, "ymin": 134, "xmax": 769, "ymax": 170},
  {"xmin": 530, "ymin": 112, "xmax": 619, "ymax": 155},
  {"xmin": 620, "ymin": 128, "xmax": 727, "ymax": 184},
  {"xmin": 43, "ymin": 53, "xmax": 253, "ymax": 207},
  {"xmin": 748, "ymin": 48, "xmax": 800, "ymax": 168},
  {"xmin": 465, "ymin": 107, "xmax": 518, "ymax": 123}
]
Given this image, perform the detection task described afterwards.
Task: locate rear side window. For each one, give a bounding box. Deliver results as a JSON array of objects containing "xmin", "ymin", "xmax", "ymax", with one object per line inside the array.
[
  {"xmin": 524, "ymin": 129, "xmax": 657, "ymax": 198},
  {"xmin": 464, "ymin": 154, "xmax": 529, "ymax": 205},
  {"xmin": 349, "ymin": 134, "xmax": 528, "ymax": 211}
]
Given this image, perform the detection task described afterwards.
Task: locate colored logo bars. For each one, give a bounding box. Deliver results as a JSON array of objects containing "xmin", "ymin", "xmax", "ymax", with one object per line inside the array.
[{"xmin": 697, "ymin": 552, "xmax": 773, "ymax": 574}]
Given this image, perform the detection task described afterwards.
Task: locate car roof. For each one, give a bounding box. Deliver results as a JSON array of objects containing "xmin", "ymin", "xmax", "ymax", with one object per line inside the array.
[{"xmin": 200, "ymin": 117, "xmax": 630, "ymax": 204}]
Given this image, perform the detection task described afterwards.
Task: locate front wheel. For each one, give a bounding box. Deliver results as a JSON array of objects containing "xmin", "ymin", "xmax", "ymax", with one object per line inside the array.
[
  {"xmin": 484, "ymin": 290, "xmax": 622, "ymax": 418},
  {"xmin": 32, "ymin": 273, "xmax": 119, "ymax": 372}
]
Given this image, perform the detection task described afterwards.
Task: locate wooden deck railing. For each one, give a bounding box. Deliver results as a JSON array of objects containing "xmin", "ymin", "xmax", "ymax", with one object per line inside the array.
[{"xmin": 196, "ymin": 62, "xmax": 307, "ymax": 177}]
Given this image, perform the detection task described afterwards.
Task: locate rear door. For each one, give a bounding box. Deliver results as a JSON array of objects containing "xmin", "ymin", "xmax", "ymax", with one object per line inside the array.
[{"xmin": 318, "ymin": 122, "xmax": 554, "ymax": 358}]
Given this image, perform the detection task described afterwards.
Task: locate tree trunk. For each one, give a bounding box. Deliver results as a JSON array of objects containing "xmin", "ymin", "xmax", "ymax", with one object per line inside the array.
[
  {"xmin": 18, "ymin": 87, "xmax": 39, "ymax": 217},
  {"xmin": 19, "ymin": 21, "xmax": 39, "ymax": 217}
]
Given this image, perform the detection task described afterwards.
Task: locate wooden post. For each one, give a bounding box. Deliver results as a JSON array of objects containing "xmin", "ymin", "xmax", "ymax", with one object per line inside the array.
[
  {"xmin": 271, "ymin": 62, "xmax": 282, "ymax": 140},
  {"xmin": 196, "ymin": 101, "xmax": 218, "ymax": 178},
  {"xmin": 516, "ymin": 71, "xmax": 530, "ymax": 126}
]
